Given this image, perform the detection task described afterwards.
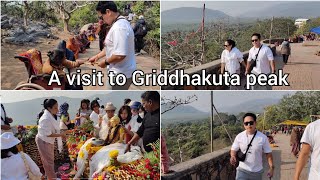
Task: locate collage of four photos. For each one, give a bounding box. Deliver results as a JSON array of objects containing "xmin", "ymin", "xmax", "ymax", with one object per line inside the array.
[{"xmin": 1, "ymin": 1, "xmax": 320, "ymax": 180}]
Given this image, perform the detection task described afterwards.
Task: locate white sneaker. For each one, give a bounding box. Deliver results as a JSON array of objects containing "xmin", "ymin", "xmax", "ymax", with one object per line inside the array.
[{"xmin": 135, "ymin": 52, "xmax": 141, "ymax": 56}]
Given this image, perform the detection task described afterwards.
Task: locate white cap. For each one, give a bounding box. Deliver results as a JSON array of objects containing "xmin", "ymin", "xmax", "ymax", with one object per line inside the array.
[
  {"xmin": 1, "ymin": 132, "xmax": 20, "ymax": 149},
  {"xmin": 139, "ymin": 15, "xmax": 144, "ymax": 19},
  {"xmin": 105, "ymin": 102, "xmax": 117, "ymax": 111}
]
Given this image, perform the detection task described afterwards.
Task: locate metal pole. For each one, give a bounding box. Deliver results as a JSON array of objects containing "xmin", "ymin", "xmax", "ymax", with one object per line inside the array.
[{"xmin": 211, "ymin": 91, "xmax": 214, "ymax": 152}]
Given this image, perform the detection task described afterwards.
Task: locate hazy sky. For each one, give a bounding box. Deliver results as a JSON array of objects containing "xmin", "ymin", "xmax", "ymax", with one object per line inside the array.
[
  {"xmin": 161, "ymin": 91, "xmax": 297, "ymax": 112},
  {"xmin": 0, "ymin": 91, "xmax": 112, "ymax": 103},
  {"xmin": 161, "ymin": 1, "xmax": 296, "ymax": 16}
]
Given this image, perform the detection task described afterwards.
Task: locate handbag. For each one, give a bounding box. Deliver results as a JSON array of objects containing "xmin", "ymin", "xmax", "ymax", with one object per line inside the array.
[
  {"xmin": 236, "ymin": 130, "xmax": 257, "ymax": 163},
  {"xmin": 20, "ymin": 152, "xmax": 42, "ymax": 180},
  {"xmin": 248, "ymin": 45, "xmax": 263, "ymax": 73}
]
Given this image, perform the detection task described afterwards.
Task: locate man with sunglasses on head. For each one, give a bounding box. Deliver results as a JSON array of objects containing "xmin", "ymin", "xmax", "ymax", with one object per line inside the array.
[
  {"xmin": 230, "ymin": 113, "xmax": 274, "ymax": 180},
  {"xmin": 89, "ymin": 1, "xmax": 136, "ymax": 90},
  {"xmin": 246, "ymin": 33, "xmax": 275, "ymax": 90}
]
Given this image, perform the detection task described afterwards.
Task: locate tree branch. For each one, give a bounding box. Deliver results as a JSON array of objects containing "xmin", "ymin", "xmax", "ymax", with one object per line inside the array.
[{"xmin": 161, "ymin": 95, "xmax": 198, "ymax": 114}]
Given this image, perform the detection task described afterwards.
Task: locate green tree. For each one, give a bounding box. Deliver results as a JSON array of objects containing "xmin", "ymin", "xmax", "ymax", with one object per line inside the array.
[{"xmin": 69, "ymin": 3, "xmax": 98, "ymax": 30}]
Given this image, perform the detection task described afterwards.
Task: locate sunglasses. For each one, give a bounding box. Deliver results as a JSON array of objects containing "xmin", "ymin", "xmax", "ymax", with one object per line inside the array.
[
  {"xmin": 243, "ymin": 121, "xmax": 255, "ymax": 126},
  {"xmin": 251, "ymin": 39, "xmax": 259, "ymax": 42}
]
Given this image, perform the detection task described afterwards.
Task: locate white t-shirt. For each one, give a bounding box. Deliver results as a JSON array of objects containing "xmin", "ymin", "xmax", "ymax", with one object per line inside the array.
[
  {"xmin": 248, "ymin": 44, "xmax": 274, "ymax": 74},
  {"xmin": 231, "ymin": 130, "xmax": 272, "ymax": 172},
  {"xmin": 300, "ymin": 119, "xmax": 320, "ymax": 180},
  {"xmin": 79, "ymin": 109, "xmax": 92, "ymax": 126},
  {"xmin": 105, "ymin": 16, "xmax": 136, "ymax": 78},
  {"xmin": 89, "ymin": 110, "xmax": 103, "ymax": 128},
  {"xmin": 1, "ymin": 152, "xmax": 42, "ymax": 180},
  {"xmin": 128, "ymin": 13, "xmax": 134, "ymax": 21},
  {"xmin": 125, "ymin": 115, "xmax": 142, "ymax": 133},
  {"xmin": 37, "ymin": 110, "xmax": 60, "ymax": 144},
  {"xmin": 99, "ymin": 115, "xmax": 112, "ymax": 140},
  {"xmin": 221, "ymin": 47, "xmax": 244, "ymax": 74}
]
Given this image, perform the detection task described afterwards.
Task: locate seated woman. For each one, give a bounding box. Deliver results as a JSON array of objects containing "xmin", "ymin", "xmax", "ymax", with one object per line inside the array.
[
  {"xmin": 67, "ymin": 37, "xmax": 80, "ymax": 59},
  {"xmin": 104, "ymin": 116, "xmax": 125, "ymax": 145},
  {"xmin": 1, "ymin": 132, "xmax": 42, "ymax": 180},
  {"xmin": 42, "ymin": 49, "xmax": 84, "ymax": 75}
]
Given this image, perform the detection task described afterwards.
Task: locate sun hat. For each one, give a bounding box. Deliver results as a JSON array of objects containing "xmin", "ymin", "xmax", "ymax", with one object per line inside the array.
[
  {"xmin": 105, "ymin": 102, "xmax": 117, "ymax": 111},
  {"xmin": 1, "ymin": 132, "xmax": 21, "ymax": 150}
]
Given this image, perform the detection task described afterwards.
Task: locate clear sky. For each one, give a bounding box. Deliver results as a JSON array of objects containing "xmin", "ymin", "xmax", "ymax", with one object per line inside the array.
[
  {"xmin": 161, "ymin": 91, "xmax": 297, "ymax": 112},
  {"xmin": 161, "ymin": 1, "xmax": 297, "ymax": 16}
]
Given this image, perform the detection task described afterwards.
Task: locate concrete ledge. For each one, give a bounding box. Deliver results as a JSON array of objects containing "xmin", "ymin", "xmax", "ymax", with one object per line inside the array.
[{"xmin": 162, "ymin": 147, "xmax": 234, "ymax": 180}]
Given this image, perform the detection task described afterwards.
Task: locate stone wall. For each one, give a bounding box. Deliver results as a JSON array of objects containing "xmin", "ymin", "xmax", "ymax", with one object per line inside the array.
[{"xmin": 161, "ymin": 147, "xmax": 236, "ymax": 180}]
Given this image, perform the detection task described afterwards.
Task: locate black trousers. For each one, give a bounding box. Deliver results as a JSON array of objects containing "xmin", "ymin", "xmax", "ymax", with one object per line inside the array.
[
  {"xmin": 135, "ymin": 36, "xmax": 144, "ymax": 53},
  {"xmin": 282, "ymin": 54, "xmax": 289, "ymax": 64}
]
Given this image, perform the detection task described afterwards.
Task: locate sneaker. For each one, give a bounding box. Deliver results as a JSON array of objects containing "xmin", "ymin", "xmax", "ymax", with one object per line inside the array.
[{"xmin": 135, "ymin": 52, "xmax": 141, "ymax": 56}]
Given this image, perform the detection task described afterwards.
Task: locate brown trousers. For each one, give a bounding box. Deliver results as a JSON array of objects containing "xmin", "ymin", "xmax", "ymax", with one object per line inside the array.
[{"xmin": 35, "ymin": 136, "xmax": 56, "ymax": 179}]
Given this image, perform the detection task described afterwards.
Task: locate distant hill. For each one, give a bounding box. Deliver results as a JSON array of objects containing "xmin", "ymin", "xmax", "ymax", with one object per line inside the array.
[
  {"xmin": 162, "ymin": 7, "xmax": 231, "ymax": 25},
  {"xmin": 161, "ymin": 105, "xmax": 210, "ymax": 124},
  {"xmin": 161, "ymin": 98, "xmax": 280, "ymax": 125},
  {"xmin": 217, "ymin": 98, "xmax": 280, "ymax": 114},
  {"xmin": 3, "ymin": 92, "xmax": 142, "ymax": 125},
  {"xmin": 239, "ymin": 2, "xmax": 320, "ymax": 18}
]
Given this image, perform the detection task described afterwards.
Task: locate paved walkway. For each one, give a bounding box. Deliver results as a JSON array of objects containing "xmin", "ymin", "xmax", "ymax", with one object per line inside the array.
[
  {"xmin": 262, "ymin": 133, "xmax": 308, "ymax": 180},
  {"xmin": 273, "ymin": 42, "xmax": 320, "ymax": 90}
]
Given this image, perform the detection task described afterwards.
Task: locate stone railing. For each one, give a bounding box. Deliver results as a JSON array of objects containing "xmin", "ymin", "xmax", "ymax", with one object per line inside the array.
[
  {"xmin": 162, "ymin": 44, "xmax": 277, "ymax": 90},
  {"xmin": 161, "ymin": 147, "xmax": 236, "ymax": 180}
]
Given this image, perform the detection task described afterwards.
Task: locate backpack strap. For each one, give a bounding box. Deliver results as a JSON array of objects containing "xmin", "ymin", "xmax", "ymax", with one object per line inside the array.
[{"xmin": 244, "ymin": 130, "xmax": 257, "ymax": 155}]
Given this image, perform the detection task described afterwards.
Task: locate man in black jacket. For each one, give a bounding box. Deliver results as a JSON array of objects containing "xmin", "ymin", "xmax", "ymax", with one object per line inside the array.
[{"xmin": 125, "ymin": 91, "xmax": 160, "ymax": 152}]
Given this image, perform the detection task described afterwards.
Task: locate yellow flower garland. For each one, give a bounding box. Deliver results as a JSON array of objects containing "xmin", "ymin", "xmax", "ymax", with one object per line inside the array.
[
  {"xmin": 109, "ymin": 150, "xmax": 119, "ymax": 159},
  {"xmin": 85, "ymin": 143, "xmax": 92, "ymax": 151},
  {"xmin": 79, "ymin": 150, "xmax": 84, "ymax": 159},
  {"xmin": 107, "ymin": 166, "xmax": 116, "ymax": 172}
]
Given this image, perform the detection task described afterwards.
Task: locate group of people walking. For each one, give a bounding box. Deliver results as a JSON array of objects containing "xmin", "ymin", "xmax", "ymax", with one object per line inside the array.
[{"xmin": 220, "ymin": 33, "xmax": 292, "ymax": 90}]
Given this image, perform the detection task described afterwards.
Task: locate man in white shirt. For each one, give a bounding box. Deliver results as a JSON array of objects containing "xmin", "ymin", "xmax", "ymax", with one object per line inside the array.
[
  {"xmin": 89, "ymin": 1, "xmax": 136, "ymax": 90},
  {"xmin": 230, "ymin": 113, "xmax": 274, "ymax": 180},
  {"xmin": 294, "ymin": 119, "xmax": 320, "ymax": 180},
  {"xmin": 246, "ymin": 33, "xmax": 275, "ymax": 90},
  {"xmin": 128, "ymin": 12, "xmax": 135, "ymax": 22}
]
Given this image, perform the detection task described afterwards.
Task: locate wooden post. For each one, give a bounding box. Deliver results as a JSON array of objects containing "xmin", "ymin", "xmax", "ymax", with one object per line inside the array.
[
  {"xmin": 211, "ymin": 91, "xmax": 213, "ymax": 152},
  {"xmin": 200, "ymin": 3, "xmax": 205, "ymax": 65},
  {"xmin": 269, "ymin": 16, "xmax": 274, "ymax": 44},
  {"xmin": 177, "ymin": 137, "xmax": 183, "ymax": 162}
]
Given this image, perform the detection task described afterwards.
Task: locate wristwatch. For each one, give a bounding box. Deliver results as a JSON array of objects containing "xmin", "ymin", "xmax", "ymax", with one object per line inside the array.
[{"xmin": 105, "ymin": 59, "xmax": 110, "ymax": 65}]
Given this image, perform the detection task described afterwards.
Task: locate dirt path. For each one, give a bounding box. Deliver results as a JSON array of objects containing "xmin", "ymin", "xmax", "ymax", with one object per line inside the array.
[{"xmin": 1, "ymin": 32, "xmax": 160, "ymax": 90}]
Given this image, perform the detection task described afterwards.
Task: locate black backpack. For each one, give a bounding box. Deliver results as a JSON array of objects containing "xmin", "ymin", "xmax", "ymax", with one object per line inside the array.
[{"xmin": 136, "ymin": 23, "xmax": 148, "ymax": 37}]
